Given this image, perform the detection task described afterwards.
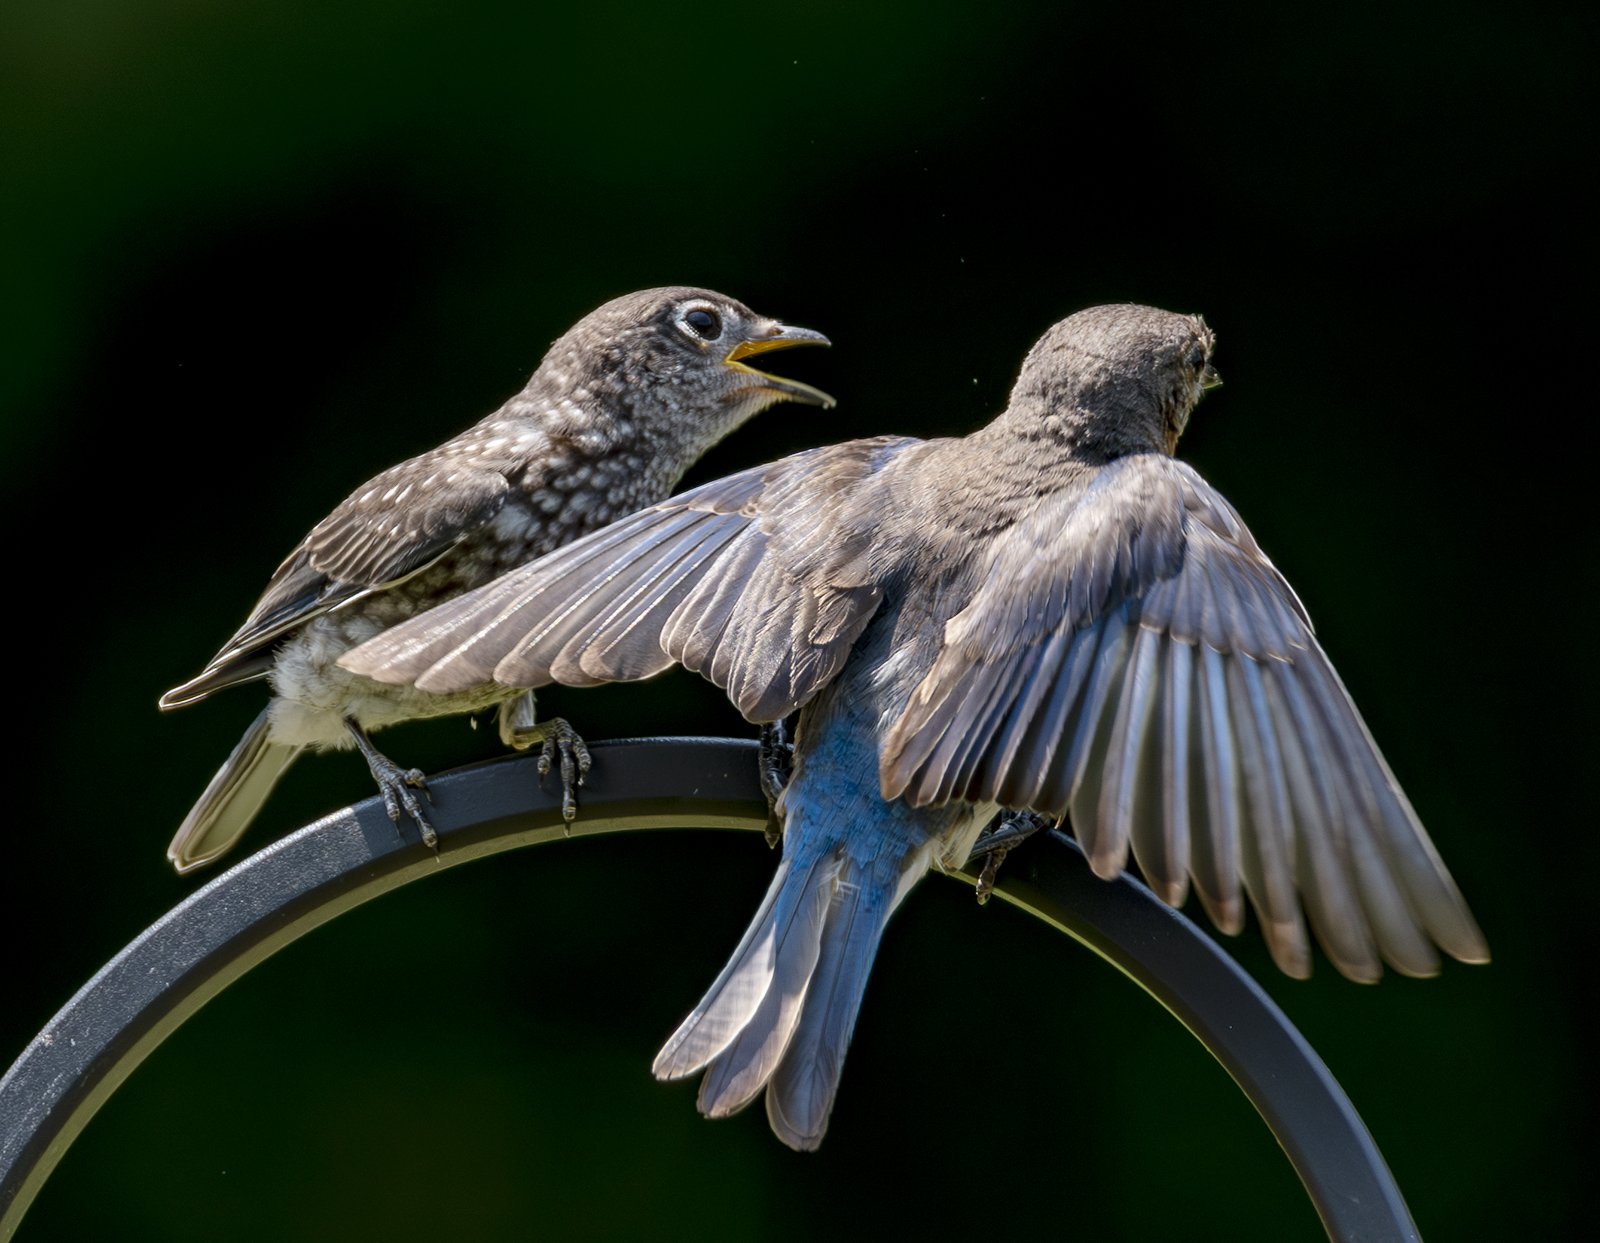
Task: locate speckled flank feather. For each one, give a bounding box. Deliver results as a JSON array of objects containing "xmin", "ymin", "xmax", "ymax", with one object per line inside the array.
[
  {"xmin": 347, "ymin": 302, "xmax": 1487, "ymax": 1148},
  {"xmin": 161, "ymin": 287, "xmax": 832, "ymax": 871}
]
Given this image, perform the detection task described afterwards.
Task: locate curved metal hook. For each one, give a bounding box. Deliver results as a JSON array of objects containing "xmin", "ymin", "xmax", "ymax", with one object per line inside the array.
[{"xmin": 0, "ymin": 738, "xmax": 1417, "ymax": 1242}]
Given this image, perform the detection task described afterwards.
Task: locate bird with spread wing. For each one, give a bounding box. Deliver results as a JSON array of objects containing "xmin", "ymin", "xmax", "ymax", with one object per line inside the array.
[{"xmin": 342, "ymin": 303, "xmax": 1488, "ymax": 1150}]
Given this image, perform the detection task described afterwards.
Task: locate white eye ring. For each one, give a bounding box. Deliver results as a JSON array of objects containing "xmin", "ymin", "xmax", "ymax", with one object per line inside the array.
[{"xmin": 681, "ymin": 307, "xmax": 722, "ymax": 340}]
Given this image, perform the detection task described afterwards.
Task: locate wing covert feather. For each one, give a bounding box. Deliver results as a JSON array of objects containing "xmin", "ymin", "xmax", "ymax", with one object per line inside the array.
[
  {"xmin": 169, "ymin": 464, "xmax": 513, "ymax": 705},
  {"xmin": 304, "ymin": 465, "xmax": 510, "ymax": 590}
]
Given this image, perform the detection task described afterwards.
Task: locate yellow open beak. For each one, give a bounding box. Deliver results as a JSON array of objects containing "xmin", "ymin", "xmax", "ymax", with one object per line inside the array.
[{"xmin": 724, "ymin": 325, "xmax": 835, "ymax": 408}]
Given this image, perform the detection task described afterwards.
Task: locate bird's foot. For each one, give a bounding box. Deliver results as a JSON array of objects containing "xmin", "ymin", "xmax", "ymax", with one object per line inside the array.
[
  {"xmin": 374, "ymin": 762, "xmax": 435, "ymax": 850},
  {"xmin": 969, "ymin": 809, "xmax": 1054, "ymax": 905},
  {"xmin": 758, "ymin": 720, "xmax": 794, "ymax": 849},
  {"xmin": 509, "ymin": 717, "xmax": 591, "ymax": 824},
  {"xmin": 345, "ymin": 719, "xmax": 436, "ymax": 850},
  {"xmin": 974, "ymin": 847, "xmax": 1008, "ymax": 905}
]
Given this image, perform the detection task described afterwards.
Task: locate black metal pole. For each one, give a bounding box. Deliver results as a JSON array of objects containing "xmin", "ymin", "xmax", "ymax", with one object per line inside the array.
[{"xmin": 0, "ymin": 738, "xmax": 1419, "ymax": 1242}]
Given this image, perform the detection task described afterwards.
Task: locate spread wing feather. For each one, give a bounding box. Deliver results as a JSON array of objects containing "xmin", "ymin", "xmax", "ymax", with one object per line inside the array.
[
  {"xmin": 344, "ymin": 438, "xmax": 915, "ymax": 723},
  {"xmin": 882, "ymin": 453, "xmax": 1487, "ymax": 982}
]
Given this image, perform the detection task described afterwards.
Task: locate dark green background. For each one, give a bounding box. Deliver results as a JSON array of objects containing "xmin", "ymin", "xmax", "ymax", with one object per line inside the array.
[{"xmin": 1, "ymin": 1, "xmax": 1589, "ymax": 1238}]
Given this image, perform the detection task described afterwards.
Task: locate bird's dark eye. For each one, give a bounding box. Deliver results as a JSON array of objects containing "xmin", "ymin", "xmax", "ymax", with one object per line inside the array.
[
  {"xmin": 1188, "ymin": 344, "xmax": 1207, "ymax": 370},
  {"xmin": 684, "ymin": 309, "xmax": 721, "ymax": 339}
]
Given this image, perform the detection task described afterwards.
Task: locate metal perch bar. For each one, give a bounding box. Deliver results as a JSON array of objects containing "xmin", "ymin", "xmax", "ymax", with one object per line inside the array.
[{"xmin": 0, "ymin": 738, "xmax": 1418, "ymax": 1242}]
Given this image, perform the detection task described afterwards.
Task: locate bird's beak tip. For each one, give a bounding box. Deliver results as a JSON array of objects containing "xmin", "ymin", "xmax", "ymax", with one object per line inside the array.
[
  {"xmin": 776, "ymin": 382, "xmax": 837, "ymax": 410},
  {"xmin": 725, "ymin": 325, "xmax": 830, "ymax": 362}
]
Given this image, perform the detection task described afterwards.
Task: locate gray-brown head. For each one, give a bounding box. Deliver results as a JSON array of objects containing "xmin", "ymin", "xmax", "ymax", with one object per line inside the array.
[
  {"xmin": 521, "ymin": 286, "xmax": 833, "ymax": 461},
  {"xmin": 1004, "ymin": 304, "xmax": 1220, "ymax": 460}
]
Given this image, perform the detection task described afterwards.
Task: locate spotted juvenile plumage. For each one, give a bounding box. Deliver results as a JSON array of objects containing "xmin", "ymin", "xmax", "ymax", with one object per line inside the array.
[
  {"xmin": 160, "ymin": 286, "xmax": 832, "ymax": 873},
  {"xmin": 346, "ymin": 303, "xmax": 1488, "ymax": 1151}
]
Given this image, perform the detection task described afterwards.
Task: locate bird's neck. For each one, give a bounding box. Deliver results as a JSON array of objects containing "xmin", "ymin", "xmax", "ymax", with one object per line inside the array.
[
  {"xmin": 977, "ymin": 390, "xmax": 1174, "ymax": 466},
  {"xmin": 500, "ymin": 383, "xmax": 731, "ymax": 503},
  {"xmin": 924, "ymin": 396, "xmax": 1171, "ymax": 534}
]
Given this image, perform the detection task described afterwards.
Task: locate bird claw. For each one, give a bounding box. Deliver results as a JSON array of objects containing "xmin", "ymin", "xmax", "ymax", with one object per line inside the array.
[
  {"xmin": 344, "ymin": 718, "xmax": 437, "ymax": 850},
  {"xmin": 758, "ymin": 721, "xmax": 794, "ymax": 849},
  {"xmin": 385, "ymin": 770, "xmax": 436, "ymax": 850},
  {"xmin": 970, "ymin": 809, "xmax": 1054, "ymax": 904},
  {"xmin": 510, "ymin": 717, "xmax": 591, "ymax": 825},
  {"xmin": 974, "ymin": 848, "xmax": 1007, "ymax": 906},
  {"xmin": 363, "ymin": 749, "xmax": 436, "ymax": 850}
]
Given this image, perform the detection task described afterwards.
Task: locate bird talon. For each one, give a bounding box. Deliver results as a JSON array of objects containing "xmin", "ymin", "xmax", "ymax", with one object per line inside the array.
[
  {"xmin": 974, "ymin": 848, "xmax": 1007, "ymax": 905},
  {"xmin": 512, "ymin": 717, "xmax": 588, "ymax": 825},
  {"xmin": 758, "ymin": 721, "xmax": 795, "ymax": 849},
  {"xmin": 394, "ymin": 783, "xmax": 437, "ymax": 847},
  {"xmin": 345, "ymin": 719, "xmax": 436, "ymax": 850},
  {"xmin": 970, "ymin": 809, "xmax": 1053, "ymax": 904}
]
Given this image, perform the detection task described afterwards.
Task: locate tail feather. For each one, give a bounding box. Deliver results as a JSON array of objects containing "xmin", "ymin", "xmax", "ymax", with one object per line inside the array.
[
  {"xmin": 662, "ymin": 835, "xmax": 928, "ymax": 1150},
  {"xmin": 167, "ymin": 706, "xmax": 303, "ymax": 874},
  {"xmin": 695, "ymin": 885, "xmax": 826, "ymax": 1117},
  {"xmin": 764, "ymin": 859, "xmax": 894, "ymax": 1151},
  {"xmin": 653, "ymin": 851, "xmax": 840, "ymax": 1081},
  {"xmin": 695, "ymin": 847, "xmax": 864, "ymax": 1119}
]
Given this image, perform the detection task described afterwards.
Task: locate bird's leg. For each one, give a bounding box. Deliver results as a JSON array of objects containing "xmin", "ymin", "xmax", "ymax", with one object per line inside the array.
[
  {"xmin": 344, "ymin": 718, "xmax": 435, "ymax": 850},
  {"xmin": 969, "ymin": 809, "xmax": 1054, "ymax": 905},
  {"xmin": 498, "ymin": 691, "xmax": 591, "ymax": 825},
  {"xmin": 758, "ymin": 720, "xmax": 794, "ymax": 848}
]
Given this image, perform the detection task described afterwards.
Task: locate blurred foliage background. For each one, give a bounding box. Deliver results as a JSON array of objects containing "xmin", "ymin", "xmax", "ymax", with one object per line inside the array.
[{"xmin": 0, "ymin": 0, "xmax": 1590, "ymax": 1238}]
